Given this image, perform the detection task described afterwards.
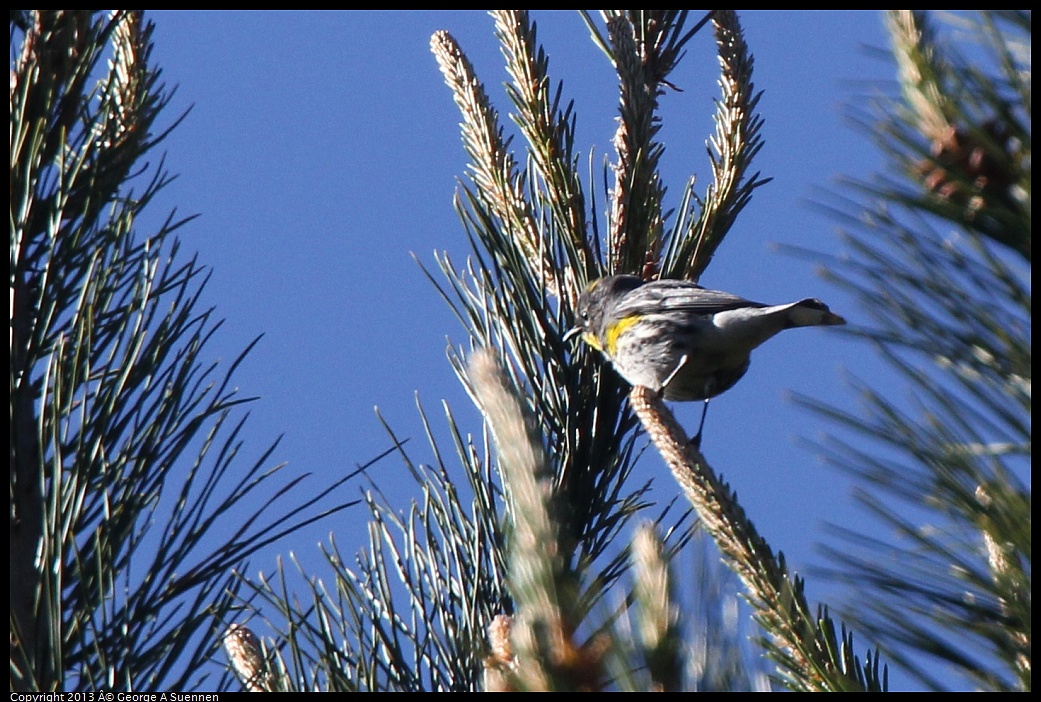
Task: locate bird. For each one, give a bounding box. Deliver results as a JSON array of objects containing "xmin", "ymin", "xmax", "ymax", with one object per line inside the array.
[{"xmin": 570, "ymin": 274, "xmax": 846, "ymax": 446}]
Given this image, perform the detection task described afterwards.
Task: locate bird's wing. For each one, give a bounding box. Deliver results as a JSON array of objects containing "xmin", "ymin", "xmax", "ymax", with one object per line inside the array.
[{"xmin": 615, "ymin": 280, "xmax": 765, "ymax": 317}]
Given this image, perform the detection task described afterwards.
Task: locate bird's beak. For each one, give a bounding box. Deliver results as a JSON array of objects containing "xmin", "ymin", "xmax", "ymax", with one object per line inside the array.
[{"xmin": 562, "ymin": 326, "xmax": 584, "ymax": 343}]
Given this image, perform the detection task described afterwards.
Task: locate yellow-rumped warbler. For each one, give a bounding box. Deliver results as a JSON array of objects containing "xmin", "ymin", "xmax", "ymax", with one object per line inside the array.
[{"xmin": 570, "ymin": 274, "xmax": 846, "ymax": 443}]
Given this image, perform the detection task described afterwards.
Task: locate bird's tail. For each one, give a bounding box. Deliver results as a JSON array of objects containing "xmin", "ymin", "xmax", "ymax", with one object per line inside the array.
[{"xmin": 787, "ymin": 299, "xmax": 846, "ymax": 327}]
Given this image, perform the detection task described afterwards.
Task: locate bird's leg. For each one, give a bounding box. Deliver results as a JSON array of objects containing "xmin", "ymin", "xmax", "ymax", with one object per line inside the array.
[
  {"xmin": 690, "ymin": 399, "xmax": 710, "ymax": 450},
  {"xmin": 660, "ymin": 353, "xmax": 689, "ymax": 393},
  {"xmin": 658, "ymin": 354, "xmax": 709, "ymax": 448}
]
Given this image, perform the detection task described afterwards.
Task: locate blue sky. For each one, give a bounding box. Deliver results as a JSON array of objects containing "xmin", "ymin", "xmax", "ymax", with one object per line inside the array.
[{"xmin": 145, "ymin": 10, "xmax": 928, "ymax": 689}]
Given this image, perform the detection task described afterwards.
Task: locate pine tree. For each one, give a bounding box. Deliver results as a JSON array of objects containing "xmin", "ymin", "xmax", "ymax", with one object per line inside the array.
[
  {"xmin": 14, "ymin": 10, "xmax": 1026, "ymax": 694},
  {"xmin": 10, "ymin": 11, "xmax": 347, "ymax": 691},
  {"xmin": 802, "ymin": 10, "xmax": 1030, "ymax": 691},
  {"xmin": 229, "ymin": 11, "xmax": 886, "ymax": 692}
]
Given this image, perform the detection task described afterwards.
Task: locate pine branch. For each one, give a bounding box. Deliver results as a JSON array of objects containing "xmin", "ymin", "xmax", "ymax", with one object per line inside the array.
[
  {"xmin": 11, "ymin": 11, "xmax": 344, "ymax": 691},
  {"xmin": 663, "ymin": 11, "xmax": 771, "ymax": 280},
  {"xmin": 628, "ymin": 387, "xmax": 886, "ymax": 692},
  {"xmin": 799, "ymin": 9, "xmax": 1030, "ymax": 691},
  {"xmin": 428, "ymin": 11, "xmax": 884, "ymax": 691},
  {"xmin": 492, "ymin": 10, "xmax": 595, "ymax": 286},
  {"xmin": 469, "ymin": 349, "xmax": 607, "ymax": 691}
]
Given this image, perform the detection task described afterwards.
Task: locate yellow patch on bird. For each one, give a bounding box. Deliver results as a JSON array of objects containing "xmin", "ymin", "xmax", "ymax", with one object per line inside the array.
[
  {"xmin": 582, "ymin": 332, "xmax": 603, "ymax": 352},
  {"xmin": 604, "ymin": 315, "xmax": 641, "ymax": 356}
]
